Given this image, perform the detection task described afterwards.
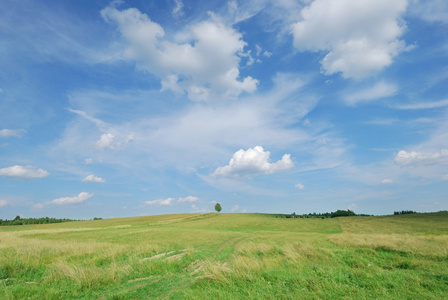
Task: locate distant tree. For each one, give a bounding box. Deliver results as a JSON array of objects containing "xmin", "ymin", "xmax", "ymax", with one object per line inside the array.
[
  {"xmin": 1, "ymin": 216, "xmax": 78, "ymax": 226},
  {"xmin": 330, "ymin": 210, "xmax": 356, "ymax": 218},
  {"xmin": 215, "ymin": 203, "xmax": 222, "ymax": 213},
  {"xmin": 394, "ymin": 210, "xmax": 417, "ymax": 215}
]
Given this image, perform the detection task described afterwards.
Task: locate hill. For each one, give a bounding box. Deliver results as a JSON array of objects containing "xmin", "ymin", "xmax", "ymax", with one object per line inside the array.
[{"xmin": 1, "ymin": 212, "xmax": 447, "ymax": 299}]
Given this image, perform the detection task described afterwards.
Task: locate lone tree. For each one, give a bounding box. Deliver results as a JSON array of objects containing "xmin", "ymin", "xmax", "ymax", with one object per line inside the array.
[{"xmin": 215, "ymin": 203, "xmax": 222, "ymax": 213}]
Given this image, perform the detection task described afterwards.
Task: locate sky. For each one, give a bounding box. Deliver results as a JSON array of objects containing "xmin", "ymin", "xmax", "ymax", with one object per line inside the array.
[{"xmin": 0, "ymin": 0, "xmax": 447, "ymax": 219}]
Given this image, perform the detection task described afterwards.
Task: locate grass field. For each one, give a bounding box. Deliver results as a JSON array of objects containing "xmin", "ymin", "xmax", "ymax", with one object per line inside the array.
[{"xmin": 1, "ymin": 212, "xmax": 447, "ymax": 299}]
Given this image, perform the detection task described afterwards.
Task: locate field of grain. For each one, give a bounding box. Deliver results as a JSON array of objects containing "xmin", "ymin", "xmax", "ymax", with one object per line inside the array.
[{"xmin": 1, "ymin": 212, "xmax": 447, "ymax": 299}]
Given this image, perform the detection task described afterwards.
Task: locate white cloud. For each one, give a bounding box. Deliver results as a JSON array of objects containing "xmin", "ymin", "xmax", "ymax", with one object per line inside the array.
[
  {"xmin": 344, "ymin": 81, "xmax": 397, "ymax": 105},
  {"xmin": 395, "ymin": 149, "xmax": 448, "ymax": 166},
  {"xmin": 382, "ymin": 179, "xmax": 394, "ymax": 184},
  {"xmin": 347, "ymin": 203, "xmax": 357, "ymax": 211},
  {"xmin": 178, "ymin": 196, "xmax": 200, "ymax": 203},
  {"xmin": 263, "ymin": 50, "xmax": 272, "ymax": 57},
  {"xmin": 231, "ymin": 204, "xmax": 240, "ymax": 212},
  {"xmin": 254, "ymin": 44, "xmax": 272, "ymax": 59},
  {"xmin": 82, "ymin": 175, "xmax": 106, "ymax": 183},
  {"xmin": 295, "ymin": 183, "xmax": 305, "ymax": 190},
  {"xmin": 93, "ymin": 133, "xmax": 117, "ymax": 150},
  {"xmin": 101, "ymin": 3, "xmax": 258, "ymax": 101},
  {"xmin": 33, "ymin": 203, "xmax": 44, "ymax": 209},
  {"xmin": 125, "ymin": 133, "xmax": 135, "ymax": 143},
  {"xmin": 144, "ymin": 196, "xmax": 199, "ymax": 206},
  {"xmin": 190, "ymin": 203, "xmax": 209, "ymax": 213},
  {"xmin": 213, "ymin": 146, "xmax": 293, "ymax": 178},
  {"xmin": 50, "ymin": 192, "xmax": 93, "ymax": 205},
  {"xmin": 92, "ymin": 132, "xmax": 134, "ymax": 150},
  {"xmin": 394, "ymin": 99, "xmax": 448, "ymax": 110},
  {"xmin": 172, "ymin": 0, "xmax": 184, "ymax": 18},
  {"xmin": 442, "ymin": 174, "xmax": 448, "ymax": 180},
  {"xmin": 50, "ymin": 74, "xmax": 346, "ymax": 180},
  {"xmin": 0, "ymin": 129, "xmax": 26, "ymax": 138},
  {"xmin": 409, "ymin": 0, "xmax": 448, "ymax": 24},
  {"xmin": 291, "ymin": 0, "xmax": 408, "ymax": 78},
  {"xmin": 0, "ymin": 165, "xmax": 49, "ymax": 179},
  {"xmin": 144, "ymin": 198, "xmax": 175, "ymax": 206},
  {"xmin": 0, "ymin": 199, "xmax": 8, "ymax": 207}
]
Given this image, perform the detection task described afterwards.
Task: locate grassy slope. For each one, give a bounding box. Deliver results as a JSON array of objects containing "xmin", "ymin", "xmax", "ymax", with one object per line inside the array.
[{"xmin": 0, "ymin": 212, "xmax": 447, "ymax": 299}]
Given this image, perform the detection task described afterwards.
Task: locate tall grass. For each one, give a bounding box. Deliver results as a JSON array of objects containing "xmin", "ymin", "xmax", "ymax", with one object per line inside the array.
[{"xmin": 1, "ymin": 212, "xmax": 447, "ymax": 299}]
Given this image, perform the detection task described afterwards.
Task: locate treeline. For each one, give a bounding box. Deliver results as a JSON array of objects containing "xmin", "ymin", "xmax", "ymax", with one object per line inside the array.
[
  {"xmin": 275, "ymin": 209, "xmax": 372, "ymax": 219},
  {"xmin": 393, "ymin": 210, "xmax": 417, "ymax": 215},
  {"xmin": 0, "ymin": 216, "xmax": 78, "ymax": 226}
]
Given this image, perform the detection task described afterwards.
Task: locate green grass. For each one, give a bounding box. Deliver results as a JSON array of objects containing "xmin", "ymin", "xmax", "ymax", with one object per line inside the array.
[{"xmin": 1, "ymin": 212, "xmax": 447, "ymax": 299}]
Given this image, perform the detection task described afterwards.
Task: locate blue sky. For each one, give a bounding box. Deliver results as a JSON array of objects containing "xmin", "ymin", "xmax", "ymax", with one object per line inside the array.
[{"xmin": 1, "ymin": 0, "xmax": 447, "ymax": 219}]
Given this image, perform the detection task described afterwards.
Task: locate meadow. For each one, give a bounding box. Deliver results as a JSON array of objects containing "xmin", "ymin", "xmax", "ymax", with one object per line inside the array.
[{"xmin": 0, "ymin": 212, "xmax": 447, "ymax": 299}]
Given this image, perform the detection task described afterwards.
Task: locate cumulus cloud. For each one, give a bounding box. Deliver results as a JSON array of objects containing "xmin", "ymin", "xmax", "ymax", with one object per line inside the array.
[
  {"xmin": 442, "ymin": 174, "xmax": 448, "ymax": 181},
  {"xmin": 0, "ymin": 199, "xmax": 8, "ymax": 207},
  {"xmin": 0, "ymin": 165, "xmax": 49, "ymax": 179},
  {"xmin": 0, "ymin": 129, "xmax": 26, "ymax": 138},
  {"xmin": 101, "ymin": 3, "xmax": 258, "ymax": 101},
  {"xmin": 382, "ymin": 179, "xmax": 394, "ymax": 184},
  {"xmin": 394, "ymin": 149, "xmax": 448, "ymax": 166},
  {"xmin": 93, "ymin": 133, "xmax": 117, "ymax": 150},
  {"xmin": 291, "ymin": 0, "xmax": 408, "ymax": 78},
  {"xmin": 82, "ymin": 175, "xmax": 106, "ymax": 183},
  {"xmin": 178, "ymin": 196, "xmax": 200, "ymax": 203},
  {"xmin": 144, "ymin": 198, "xmax": 175, "ymax": 206},
  {"xmin": 212, "ymin": 146, "xmax": 293, "ymax": 178},
  {"xmin": 50, "ymin": 192, "xmax": 93, "ymax": 205},
  {"xmin": 92, "ymin": 132, "xmax": 134, "ymax": 150},
  {"xmin": 344, "ymin": 81, "xmax": 398, "ymax": 105},
  {"xmin": 295, "ymin": 183, "xmax": 305, "ymax": 190}
]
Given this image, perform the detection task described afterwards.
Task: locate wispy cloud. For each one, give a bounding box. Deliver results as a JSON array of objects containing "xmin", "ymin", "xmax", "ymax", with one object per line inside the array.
[
  {"xmin": 344, "ymin": 81, "xmax": 398, "ymax": 105},
  {"xmin": 231, "ymin": 204, "xmax": 240, "ymax": 212},
  {"xmin": 50, "ymin": 192, "xmax": 93, "ymax": 205},
  {"xmin": 394, "ymin": 99, "xmax": 448, "ymax": 110},
  {"xmin": 409, "ymin": 0, "xmax": 448, "ymax": 24},
  {"xmin": 172, "ymin": 0, "xmax": 184, "ymax": 18},
  {"xmin": 50, "ymin": 73, "xmax": 325, "ymax": 174},
  {"xmin": 0, "ymin": 129, "xmax": 26, "ymax": 138},
  {"xmin": 178, "ymin": 196, "xmax": 199, "ymax": 203},
  {"xmin": 143, "ymin": 198, "xmax": 175, "ymax": 206}
]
